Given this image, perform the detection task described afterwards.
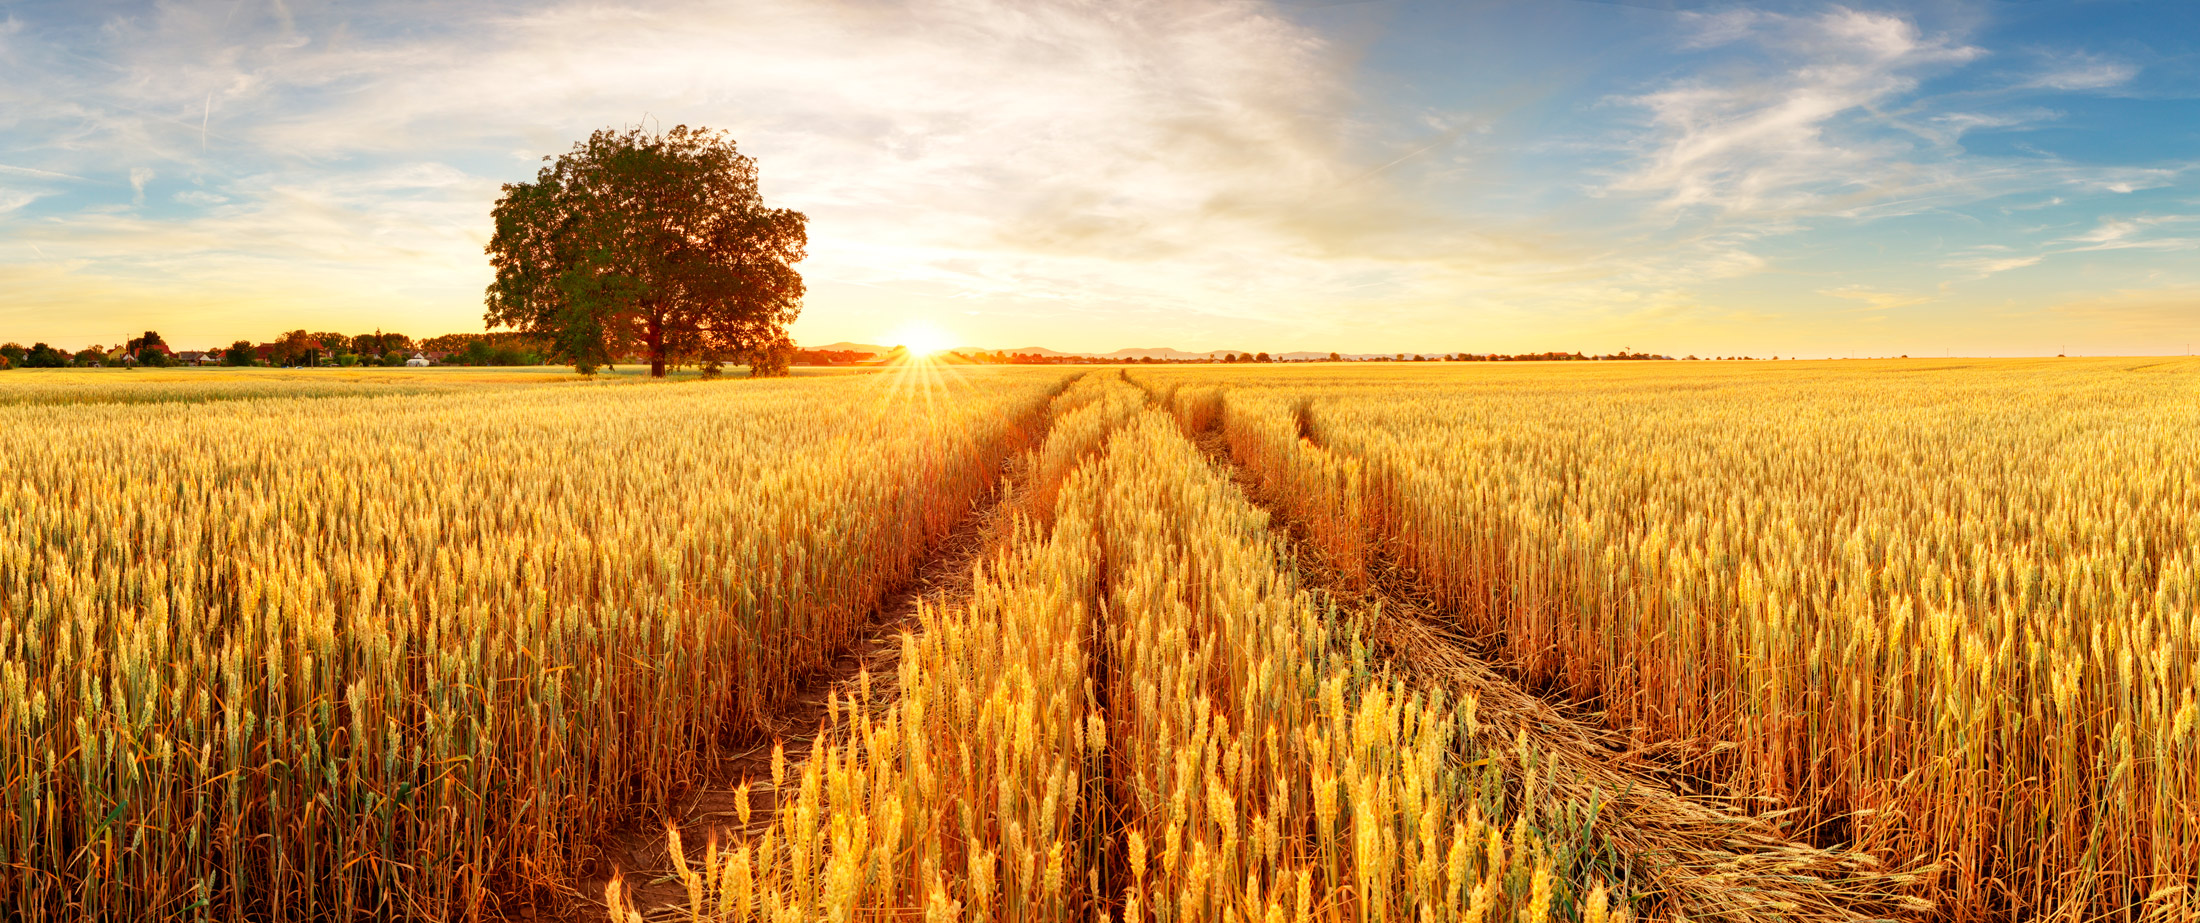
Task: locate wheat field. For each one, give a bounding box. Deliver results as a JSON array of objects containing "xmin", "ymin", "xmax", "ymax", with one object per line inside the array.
[
  {"xmin": 1124, "ymin": 358, "xmax": 2200, "ymax": 921},
  {"xmin": 0, "ymin": 367, "xmax": 1062, "ymax": 920},
  {"xmin": 6, "ymin": 359, "xmax": 2194, "ymax": 922}
]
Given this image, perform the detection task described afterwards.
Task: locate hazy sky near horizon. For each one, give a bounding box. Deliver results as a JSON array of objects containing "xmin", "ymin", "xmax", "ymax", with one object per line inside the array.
[{"xmin": 2, "ymin": 0, "xmax": 2198, "ymax": 357}]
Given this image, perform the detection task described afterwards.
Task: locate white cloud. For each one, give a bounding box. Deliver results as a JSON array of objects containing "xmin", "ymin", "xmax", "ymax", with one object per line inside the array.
[
  {"xmin": 1928, "ymin": 108, "xmax": 2060, "ymax": 137},
  {"xmin": 1941, "ymin": 214, "xmax": 2200, "ymax": 279},
  {"xmin": 2044, "ymin": 215, "xmax": 2200, "ymax": 254},
  {"xmin": 2024, "ymin": 58, "xmax": 2138, "ymax": 91},
  {"xmin": 1943, "ymin": 254, "xmax": 2041, "ymax": 277},
  {"xmin": 0, "ymin": 188, "xmax": 43, "ymax": 214},
  {"xmin": 1819, "ymin": 284, "xmax": 1929, "ymax": 309},
  {"xmin": 1593, "ymin": 7, "xmax": 2200, "ymax": 320},
  {"xmin": 172, "ymin": 190, "xmax": 228, "ymax": 206},
  {"xmin": 2065, "ymin": 218, "xmax": 2135, "ymax": 245},
  {"xmin": 1675, "ymin": 9, "xmax": 1772, "ymax": 50},
  {"xmin": 1609, "ymin": 8, "xmax": 1982, "ymax": 220},
  {"xmin": 0, "ymin": 162, "xmax": 88, "ymax": 182}
]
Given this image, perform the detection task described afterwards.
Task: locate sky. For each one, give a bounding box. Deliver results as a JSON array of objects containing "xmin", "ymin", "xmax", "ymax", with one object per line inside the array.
[{"xmin": 2, "ymin": 0, "xmax": 2198, "ymax": 358}]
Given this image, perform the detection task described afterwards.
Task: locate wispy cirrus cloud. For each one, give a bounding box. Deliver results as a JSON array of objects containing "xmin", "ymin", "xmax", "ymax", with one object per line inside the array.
[
  {"xmin": 1604, "ymin": 10, "xmax": 2190, "ymax": 232},
  {"xmin": 0, "ymin": 189, "xmax": 44, "ymax": 215},
  {"xmin": 1943, "ymin": 253, "xmax": 2043, "ymax": 278},
  {"xmin": 1582, "ymin": 4, "xmax": 2200, "ymax": 349},
  {"xmin": 1608, "ymin": 8, "xmax": 1983, "ymax": 220},
  {"xmin": 2058, "ymin": 214, "xmax": 2200, "ymax": 252},
  {"xmin": 0, "ymin": 163, "xmax": 91, "ymax": 182},
  {"xmin": 1819, "ymin": 284, "xmax": 1931, "ymax": 310},
  {"xmin": 1941, "ymin": 212, "xmax": 2200, "ymax": 280},
  {"xmin": 2023, "ymin": 55, "xmax": 2138, "ymax": 92}
]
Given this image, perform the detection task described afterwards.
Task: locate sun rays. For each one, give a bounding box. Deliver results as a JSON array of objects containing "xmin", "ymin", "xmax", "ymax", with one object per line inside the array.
[{"xmin": 876, "ymin": 320, "xmax": 984, "ymax": 416}]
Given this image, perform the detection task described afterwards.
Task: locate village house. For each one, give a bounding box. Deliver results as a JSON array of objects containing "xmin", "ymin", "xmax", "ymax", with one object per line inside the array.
[{"xmin": 117, "ymin": 343, "xmax": 176, "ymax": 365}]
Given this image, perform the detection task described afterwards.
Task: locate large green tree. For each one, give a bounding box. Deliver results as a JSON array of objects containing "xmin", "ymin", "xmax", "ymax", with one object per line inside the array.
[
  {"xmin": 272, "ymin": 330, "xmax": 318, "ymax": 366},
  {"xmin": 484, "ymin": 125, "xmax": 807, "ymax": 377},
  {"xmin": 25, "ymin": 343, "xmax": 69, "ymax": 368},
  {"xmin": 352, "ymin": 330, "xmax": 411, "ymax": 357}
]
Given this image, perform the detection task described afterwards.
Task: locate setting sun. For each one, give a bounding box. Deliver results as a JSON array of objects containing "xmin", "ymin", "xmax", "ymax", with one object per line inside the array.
[{"xmin": 892, "ymin": 322, "xmax": 954, "ymax": 359}]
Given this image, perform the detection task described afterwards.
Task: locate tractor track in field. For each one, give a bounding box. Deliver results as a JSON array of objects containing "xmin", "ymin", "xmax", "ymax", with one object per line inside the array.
[
  {"xmin": 527, "ymin": 407, "xmax": 1053, "ymax": 923},
  {"xmin": 1171, "ymin": 410, "xmax": 1933, "ymax": 923},
  {"xmin": 528, "ymin": 377, "xmax": 1930, "ymax": 923}
]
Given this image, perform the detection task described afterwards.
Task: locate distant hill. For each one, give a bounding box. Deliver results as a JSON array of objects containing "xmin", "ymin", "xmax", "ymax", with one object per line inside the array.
[
  {"xmin": 806, "ymin": 341, "xmax": 891, "ymax": 356},
  {"xmin": 948, "ymin": 346, "xmax": 1088, "ymax": 357}
]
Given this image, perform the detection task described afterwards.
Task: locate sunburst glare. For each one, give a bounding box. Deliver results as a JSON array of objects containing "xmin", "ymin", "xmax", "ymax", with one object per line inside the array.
[
  {"xmin": 878, "ymin": 319, "xmax": 978, "ymax": 413},
  {"xmin": 892, "ymin": 321, "xmax": 954, "ymax": 360}
]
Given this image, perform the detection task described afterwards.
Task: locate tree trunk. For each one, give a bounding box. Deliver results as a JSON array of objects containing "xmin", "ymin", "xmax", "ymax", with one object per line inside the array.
[{"xmin": 646, "ymin": 318, "xmax": 666, "ymax": 378}]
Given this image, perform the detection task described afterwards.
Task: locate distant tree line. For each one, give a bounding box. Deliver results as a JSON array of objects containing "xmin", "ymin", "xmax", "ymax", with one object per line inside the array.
[
  {"xmin": 939, "ymin": 351, "xmax": 1297, "ymax": 366},
  {"xmin": 0, "ymin": 334, "xmax": 1702, "ymax": 371},
  {"xmin": 1446, "ymin": 350, "xmax": 1674, "ymax": 362},
  {"xmin": 839, "ymin": 349, "xmax": 1683, "ymax": 367},
  {"xmin": 0, "ymin": 332, "xmax": 176, "ymax": 369},
  {"xmin": 0, "ymin": 342, "xmax": 74, "ymax": 368},
  {"xmin": 789, "ymin": 348, "xmax": 878, "ymax": 366},
  {"xmin": 0, "ymin": 329, "xmax": 568, "ymax": 370}
]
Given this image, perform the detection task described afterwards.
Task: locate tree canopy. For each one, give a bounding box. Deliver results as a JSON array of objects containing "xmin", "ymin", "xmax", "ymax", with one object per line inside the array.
[
  {"xmin": 24, "ymin": 344, "xmax": 66, "ymax": 368},
  {"xmin": 272, "ymin": 330, "xmax": 320, "ymax": 366},
  {"xmin": 352, "ymin": 331, "xmax": 412, "ymax": 358},
  {"xmin": 484, "ymin": 125, "xmax": 807, "ymax": 377}
]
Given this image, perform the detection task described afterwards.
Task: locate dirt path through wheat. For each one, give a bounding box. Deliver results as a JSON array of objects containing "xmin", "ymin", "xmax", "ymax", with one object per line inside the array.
[
  {"xmin": 523, "ymin": 387, "xmax": 1062, "ymax": 923},
  {"xmin": 1172, "ymin": 410, "xmax": 1930, "ymax": 923}
]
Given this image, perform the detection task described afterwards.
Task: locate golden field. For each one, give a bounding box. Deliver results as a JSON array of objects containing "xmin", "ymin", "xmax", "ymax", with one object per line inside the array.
[
  {"xmin": 3, "ymin": 359, "xmax": 2194, "ymax": 922},
  {"xmin": 1127, "ymin": 358, "xmax": 2200, "ymax": 921},
  {"xmin": 0, "ymin": 365, "xmax": 1062, "ymax": 920}
]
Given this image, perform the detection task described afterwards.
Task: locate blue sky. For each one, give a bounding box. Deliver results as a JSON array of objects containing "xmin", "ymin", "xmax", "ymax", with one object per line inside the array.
[{"xmin": 1, "ymin": 0, "xmax": 2196, "ymax": 356}]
